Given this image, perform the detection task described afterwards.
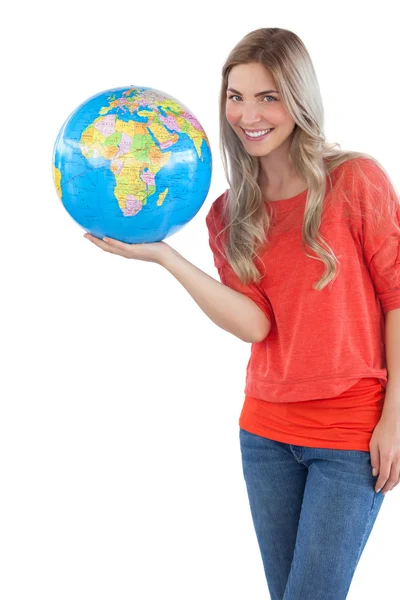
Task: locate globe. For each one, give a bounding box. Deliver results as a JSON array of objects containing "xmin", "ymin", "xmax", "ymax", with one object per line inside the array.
[{"xmin": 52, "ymin": 86, "xmax": 213, "ymax": 243}]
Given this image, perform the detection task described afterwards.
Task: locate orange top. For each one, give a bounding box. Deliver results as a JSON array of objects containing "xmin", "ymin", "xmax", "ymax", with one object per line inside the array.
[
  {"xmin": 239, "ymin": 377, "xmax": 384, "ymax": 451},
  {"xmin": 205, "ymin": 157, "xmax": 400, "ymax": 451}
]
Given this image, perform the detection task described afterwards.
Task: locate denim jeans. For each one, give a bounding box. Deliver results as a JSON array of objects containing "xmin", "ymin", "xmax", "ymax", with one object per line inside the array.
[{"xmin": 239, "ymin": 427, "xmax": 386, "ymax": 600}]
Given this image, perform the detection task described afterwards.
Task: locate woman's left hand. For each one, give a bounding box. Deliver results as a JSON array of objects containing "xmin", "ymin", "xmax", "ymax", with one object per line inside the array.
[{"xmin": 369, "ymin": 401, "xmax": 400, "ymax": 495}]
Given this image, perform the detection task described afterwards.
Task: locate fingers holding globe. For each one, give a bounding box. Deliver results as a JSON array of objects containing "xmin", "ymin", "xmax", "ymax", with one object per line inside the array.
[
  {"xmin": 83, "ymin": 233, "xmax": 172, "ymax": 264},
  {"xmin": 52, "ymin": 85, "xmax": 213, "ymax": 246}
]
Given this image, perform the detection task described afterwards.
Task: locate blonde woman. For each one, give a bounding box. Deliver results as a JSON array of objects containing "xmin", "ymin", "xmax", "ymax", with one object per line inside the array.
[{"xmin": 85, "ymin": 27, "xmax": 400, "ymax": 600}]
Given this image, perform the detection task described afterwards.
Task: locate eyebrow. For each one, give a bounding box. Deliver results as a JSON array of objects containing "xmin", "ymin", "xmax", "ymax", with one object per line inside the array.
[{"xmin": 227, "ymin": 88, "xmax": 279, "ymax": 96}]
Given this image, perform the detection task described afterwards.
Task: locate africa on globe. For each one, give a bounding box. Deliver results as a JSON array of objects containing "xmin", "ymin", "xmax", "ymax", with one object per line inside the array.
[{"xmin": 52, "ymin": 86, "xmax": 212, "ymax": 243}]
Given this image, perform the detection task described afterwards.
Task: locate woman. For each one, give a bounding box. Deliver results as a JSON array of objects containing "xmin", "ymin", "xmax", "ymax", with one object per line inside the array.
[{"xmin": 84, "ymin": 27, "xmax": 400, "ymax": 600}]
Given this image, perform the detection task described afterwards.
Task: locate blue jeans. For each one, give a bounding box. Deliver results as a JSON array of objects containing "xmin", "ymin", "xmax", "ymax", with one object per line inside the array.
[{"xmin": 239, "ymin": 428, "xmax": 385, "ymax": 600}]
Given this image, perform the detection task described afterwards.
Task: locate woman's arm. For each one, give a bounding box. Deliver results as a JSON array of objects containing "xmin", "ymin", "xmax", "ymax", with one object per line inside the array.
[
  {"xmin": 161, "ymin": 246, "xmax": 271, "ymax": 343},
  {"xmin": 83, "ymin": 233, "xmax": 271, "ymax": 343}
]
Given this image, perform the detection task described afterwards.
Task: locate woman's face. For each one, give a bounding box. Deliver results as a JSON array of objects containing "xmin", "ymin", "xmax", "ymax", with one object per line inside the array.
[{"xmin": 225, "ymin": 62, "xmax": 297, "ymax": 157}]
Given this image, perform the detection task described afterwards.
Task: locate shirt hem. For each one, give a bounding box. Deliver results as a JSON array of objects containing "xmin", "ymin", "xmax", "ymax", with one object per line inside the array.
[
  {"xmin": 239, "ymin": 422, "xmax": 371, "ymax": 452},
  {"xmin": 244, "ymin": 370, "xmax": 387, "ymax": 403}
]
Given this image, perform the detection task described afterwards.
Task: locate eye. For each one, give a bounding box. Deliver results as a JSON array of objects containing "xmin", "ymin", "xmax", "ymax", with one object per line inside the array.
[{"xmin": 227, "ymin": 94, "xmax": 277, "ymax": 102}]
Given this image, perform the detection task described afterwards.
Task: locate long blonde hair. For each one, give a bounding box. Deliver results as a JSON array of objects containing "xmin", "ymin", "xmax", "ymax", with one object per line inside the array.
[{"xmin": 218, "ymin": 27, "xmax": 400, "ymax": 290}]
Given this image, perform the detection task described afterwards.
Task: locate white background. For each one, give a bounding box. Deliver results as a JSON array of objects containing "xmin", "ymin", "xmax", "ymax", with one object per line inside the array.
[{"xmin": 2, "ymin": 0, "xmax": 399, "ymax": 598}]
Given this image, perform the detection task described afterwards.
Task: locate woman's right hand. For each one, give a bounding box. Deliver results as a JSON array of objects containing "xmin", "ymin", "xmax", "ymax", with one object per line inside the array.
[{"xmin": 83, "ymin": 233, "xmax": 173, "ymax": 266}]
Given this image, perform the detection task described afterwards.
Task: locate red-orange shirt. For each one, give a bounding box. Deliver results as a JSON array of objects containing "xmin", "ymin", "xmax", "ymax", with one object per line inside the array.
[
  {"xmin": 239, "ymin": 377, "xmax": 384, "ymax": 451},
  {"xmin": 205, "ymin": 157, "xmax": 400, "ymax": 451}
]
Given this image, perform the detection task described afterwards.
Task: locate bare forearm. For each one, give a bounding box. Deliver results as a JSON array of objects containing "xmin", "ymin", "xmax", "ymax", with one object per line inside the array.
[
  {"xmin": 383, "ymin": 308, "xmax": 400, "ymax": 409},
  {"xmin": 161, "ymin": 247, "xmax": 270, "ymax": 343}
]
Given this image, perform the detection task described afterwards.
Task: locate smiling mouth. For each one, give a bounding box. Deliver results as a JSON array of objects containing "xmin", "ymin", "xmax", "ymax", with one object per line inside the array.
[
  {"xmin": 241, "ymin": 127, "xmax": 275, "ymax": 141},
  {"xmin": 240, "ymin": 127, "xmax": 273, "ymax": 133}
]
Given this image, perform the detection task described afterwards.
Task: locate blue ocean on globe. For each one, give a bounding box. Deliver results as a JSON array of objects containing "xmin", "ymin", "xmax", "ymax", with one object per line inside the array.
[{"xmin": 52, "ymin": 86, "xmax": 213, "ymax": 243}]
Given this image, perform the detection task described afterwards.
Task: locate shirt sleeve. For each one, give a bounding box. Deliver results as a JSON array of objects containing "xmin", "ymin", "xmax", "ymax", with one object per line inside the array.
[
  {"xmin": 205, "ymin": 196, "xmax": 274, "ymax": 325},
  {"xmin": 358, "ymin": 159, "xmax": 400, "ymax": 314}
]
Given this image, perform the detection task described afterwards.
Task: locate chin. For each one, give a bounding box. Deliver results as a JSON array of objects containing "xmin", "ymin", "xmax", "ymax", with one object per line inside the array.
[{"xmin": 246, "ymin": 148, "xmax": 273, "ymax": 156}]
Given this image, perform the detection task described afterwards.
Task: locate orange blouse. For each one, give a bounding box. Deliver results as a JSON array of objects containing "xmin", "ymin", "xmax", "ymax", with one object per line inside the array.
[{"xmin": 205, "ymin": 158, "xmax": 400, "ymax": 450}]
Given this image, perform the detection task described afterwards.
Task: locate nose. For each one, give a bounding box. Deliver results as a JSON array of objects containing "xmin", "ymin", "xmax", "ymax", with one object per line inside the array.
[{"xmin": 240, "ymin": 102, "xmax": 265, "ymax": 125}]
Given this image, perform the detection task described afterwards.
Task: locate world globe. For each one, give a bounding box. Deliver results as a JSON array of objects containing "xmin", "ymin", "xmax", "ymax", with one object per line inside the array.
[{"xmin": 52, "ymin": 86, "xmax": 213, "ymax": 243}]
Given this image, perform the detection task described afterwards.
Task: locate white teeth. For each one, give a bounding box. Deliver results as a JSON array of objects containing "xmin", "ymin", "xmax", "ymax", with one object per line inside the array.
[{"xmin": 244, "ymin": 128, "xmax": 272, "ymax": 137}]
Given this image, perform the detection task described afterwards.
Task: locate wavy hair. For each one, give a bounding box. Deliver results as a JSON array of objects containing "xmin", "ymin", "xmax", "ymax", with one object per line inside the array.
[{"xmin": 217, "ymin": 27, "xmax": 400, "ymax": 290}]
